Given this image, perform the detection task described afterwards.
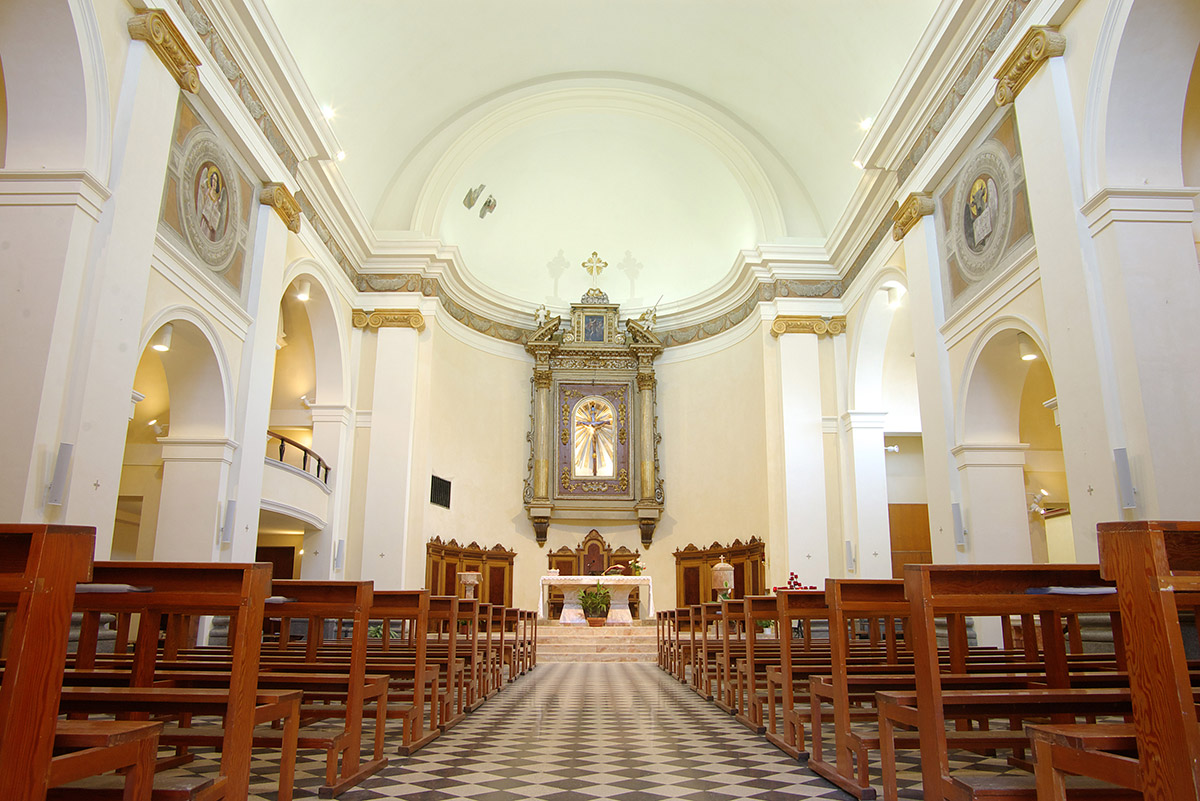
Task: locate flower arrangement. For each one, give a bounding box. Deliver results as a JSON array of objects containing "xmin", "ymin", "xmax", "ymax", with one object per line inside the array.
[{"xmin": 773, "ymin": 572, "xmax": 817, "ymax": 592}]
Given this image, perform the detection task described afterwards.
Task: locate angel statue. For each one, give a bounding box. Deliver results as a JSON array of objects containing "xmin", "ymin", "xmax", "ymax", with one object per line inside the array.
[{"xmin": 533, "ymin": 304, "xmax": 550, "ymax": 327}]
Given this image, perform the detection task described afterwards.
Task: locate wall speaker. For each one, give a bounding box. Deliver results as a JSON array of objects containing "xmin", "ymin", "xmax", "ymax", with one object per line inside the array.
[
  {"xmin": 1114, "ymin": 448, "xmax": 1137, "ymax": 510},
  {"xmin": 333, "ymin": 540, "xmax": 345, "ymax": 570},
  {"xmin": 219, "ymin": 499, "xmax": 236, "ymax": 545},
  {"xmin": 45, "ymin": 442, "xmax": 74, "ymax": 506},
  {"xmin": 844, "ymin": 541, "xmax": 856, "ymax": 573},
  {"xmin": 951, "ymin": 502, "xmax": 967, "ymax": 547}
]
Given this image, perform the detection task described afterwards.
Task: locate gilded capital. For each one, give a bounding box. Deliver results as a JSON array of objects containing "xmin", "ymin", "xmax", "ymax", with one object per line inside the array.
[
  {"xmin": 259, "ymin": 183, "xmax": 302, "ymax": 233},
  {"xmin": 352, "ymin": 309, "xmax": 426, "ymax": 332},
  {"xmin": 994, "ymin": 26, "xmax": 1066, "ymax": 107},
  {"xmin": 128, "ymin": 11, "xmax": 201, "ymax": 94},
  {"xmin": 636, "ymin": 373, "xmax": 657, "ymax": 392},
  {"xmin": 770, "ymin": 315, "xmax": 847, "ymax": 338},
  {"xmin": 892, "ymin": 193, "xmax": 935, "ymax": 241},
  {"xmin": 533, "ymin": 370, "xmax": 553, "ymax": 390}
]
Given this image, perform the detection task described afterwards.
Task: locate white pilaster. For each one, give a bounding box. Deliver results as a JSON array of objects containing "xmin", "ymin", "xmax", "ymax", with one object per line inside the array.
[
  {"xmin": 840, "ymin": 410, "xmax": 891, "ymax": 578},
  {"xmin": 224, "ymin": 205, "xmax": 290, "ymax": 562},
  {"xmin": 304, "ymin": 403, "xmax": 354, "ymax": 578},
  {"xmin": 155, "ymin": 437, "xmax": 237, "ymax": 561},
  {"xmin": 1012, "ymin": 55, "xmax": 1128, "ymax": 560},
  {"xmin": 778, "ymin": 332, "xmax": 830, "ymax": 585},
  {"xmin": 900, "ymin": 213, "xmax": 965, "ymax": 564},
  {"xmin": 359, "ymin": 326, "xmax": 421, "ymax": 588}
]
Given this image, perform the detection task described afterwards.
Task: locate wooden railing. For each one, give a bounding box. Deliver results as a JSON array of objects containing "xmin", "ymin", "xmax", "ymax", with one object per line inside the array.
[{"xmin": 266, "ymin": 430, "xmax": 331, "ymax": 483}]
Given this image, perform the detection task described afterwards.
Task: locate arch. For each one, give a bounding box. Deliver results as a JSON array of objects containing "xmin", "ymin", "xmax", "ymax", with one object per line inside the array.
[
  {"xmin": 847, "ymin": 266, "xmax": 909, "ymax": 412},
  {"xmin": 281, "ymin": 260, "xmax": 349, "ymax": 407},
  {"xmin": 956, "ymin": 316, "xmax": 1052, "ymax": 445},
  {"xmin": 1083, "ymin": 0, "xmax": 1200, "ymax": 193},
  {"xmin": 137, "ymin": 307, "xmax": 233, "ymax": 440},
  {"xmin": 0, "ymin": 0, "xmax": 110, "ymax": 177}
]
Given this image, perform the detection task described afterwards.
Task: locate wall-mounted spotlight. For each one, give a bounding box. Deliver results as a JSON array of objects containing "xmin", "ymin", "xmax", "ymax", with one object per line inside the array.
[
  {"xmin": 463, "ymin": 184, "xmax": 486, "ymax": 209},
  {"xmin": 296, "ymin": 279, "xmax": 311, "ymax": 302},
  {"xmin": 151, "ymin": 323, "xmax": 173, "ymax": 353},
  {"xmin": 886, "ymin": 285, "xmax": 905, "ymax": 308},
  {"xmin": 479, "ymin": 195, "xmax": 497, "ymax": 219},
  {"xmin": 1017, "ymin": 332, "xmax": 1038, "ymax": 361},
  {"xmin": 884, "ymin": 444, "xmax": 900, "ymax": 453}
]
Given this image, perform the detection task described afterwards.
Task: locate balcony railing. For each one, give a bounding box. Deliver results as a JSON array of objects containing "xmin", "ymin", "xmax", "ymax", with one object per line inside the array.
[{"xmin": 266, "ymin": 431, "xmax": 331, "ymax": 484}]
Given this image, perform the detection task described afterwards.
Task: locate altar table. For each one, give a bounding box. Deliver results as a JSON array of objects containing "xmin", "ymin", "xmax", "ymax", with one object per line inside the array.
[{"xmin": 538, "ymin": 575, "xmax": 654, "ymax": 626}]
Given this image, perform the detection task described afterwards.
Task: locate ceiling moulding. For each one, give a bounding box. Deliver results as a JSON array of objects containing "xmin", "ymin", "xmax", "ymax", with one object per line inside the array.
[{"xmin": 856, "ymin": 0, "xmax": 1033, "ymax": 188}]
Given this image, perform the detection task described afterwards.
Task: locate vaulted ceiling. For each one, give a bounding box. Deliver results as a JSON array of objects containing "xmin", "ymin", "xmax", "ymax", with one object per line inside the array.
[{"xmin": 263, "ymin": 0, "xmax": 942, "ymax": 307}]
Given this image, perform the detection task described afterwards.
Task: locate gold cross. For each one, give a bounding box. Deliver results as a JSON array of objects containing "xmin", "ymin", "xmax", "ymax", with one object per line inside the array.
[{"xmin": 582, "ymin": 251, "xmax": 608, "ymax": 287}]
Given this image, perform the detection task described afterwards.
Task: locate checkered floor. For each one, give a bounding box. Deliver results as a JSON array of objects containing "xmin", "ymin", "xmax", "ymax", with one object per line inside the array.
[
  {"xmin": 203, "ymin": 663, "xmax": 853, "ymax": 800},
  {"xmin": 175, "ymin": 663, "xmax": 1036, "ymax": 800}
]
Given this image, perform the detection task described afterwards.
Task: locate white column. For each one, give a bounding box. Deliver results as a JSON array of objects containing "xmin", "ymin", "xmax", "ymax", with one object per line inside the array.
[
  {"xmin": 303, "ymin": 403, "xmax": 353, "ymax": 578},
  {"xmin": 900, "ymin": 212, "xmax": 966, "ymax": 564},
  {"xmin": 778, "ymin": 332, "xmax": 829, "ymax": 586},
  {"xmin": 154, "ymin": 438, "xmax": 237, "ymax": 562},
  {"xmin": 57, "ymin": 38, "xmax": 184, "ymax": 557},
  {"xmin": 840, "ymin": 411, "xmax": 891, "ymax": 578},
  {"xmin": 1011, "ymin": 55, "xmax": 1129, "ymax": 561},
  {"xmin": 359, "ymin": 326, "xmax": 421, "ymax": 588},
  {"xmin": 223, "ymin": 206, "xmax": 289, "ymax": 562},
  {"xmin": 1084, "ymin": 189, "xmax": 1200, "ymax": 521},
  {"xmin": 953, "ymin": 443, "xmax": 1032, "ymax": 645}
]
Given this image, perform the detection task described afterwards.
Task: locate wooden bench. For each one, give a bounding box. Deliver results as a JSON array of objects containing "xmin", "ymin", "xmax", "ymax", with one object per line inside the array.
[
  {"xmin": 0, "ymin": 524, "xmax": 163, "ymax": 801},
  {"xmin": 1026, "ymin": 520, "xmax": 1200, "ymax": 800},
  {"xmin": 884, "ymin": 564, "xmax": 1134, "ymax": 801}
]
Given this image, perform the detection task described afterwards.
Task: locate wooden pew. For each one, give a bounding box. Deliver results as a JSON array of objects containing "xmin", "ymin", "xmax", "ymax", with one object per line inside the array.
[
  {"xmin": 764, "ymin": 589, "xmax": 830, "ymax": 758},
  {"xmin": 1027, "ymin": 520, "xmax": 1200, "ymax": 800},
  {"xmin": 68, "ymin": 560, "xmax": 298, "ymax": 801},
  {"xmin": 884, "ymin": 564, "xmax": 1134, "ymax": 801},
  {"xmin": 0, "ymin": 524, "xmax": 162, "ymax": 801}
]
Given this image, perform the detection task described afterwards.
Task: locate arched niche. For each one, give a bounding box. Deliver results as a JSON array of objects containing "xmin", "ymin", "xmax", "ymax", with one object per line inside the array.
[
  {"xmin": 1085, "ymin": 0, "xmax": 1200, "ymax": 192},
  {"xmin": 277, "ymin": 263, "xmax": 349, "ymax": 409},
  {"xmin": 0, "ymin": 0, "xmax": 109, "ymax": 176}
]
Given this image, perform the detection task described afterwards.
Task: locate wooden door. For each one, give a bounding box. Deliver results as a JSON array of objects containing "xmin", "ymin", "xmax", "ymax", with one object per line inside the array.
[
  {"xmin": 255, "ymin": 546, "xmax": 295, "ymax": 580},
  {"xmin": 888, "ymin": 503, "xmax": 932, "ymax": 578}
]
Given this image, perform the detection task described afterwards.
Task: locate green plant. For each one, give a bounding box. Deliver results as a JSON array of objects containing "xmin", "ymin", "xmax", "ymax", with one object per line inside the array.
[{"xmin": 579, "ymin": 583, "xmax": 611, "ymax": 618}]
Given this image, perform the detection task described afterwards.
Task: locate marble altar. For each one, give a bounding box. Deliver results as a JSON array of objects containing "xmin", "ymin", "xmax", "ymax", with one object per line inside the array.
[{"xmin": 538, "ymin": 575, "xmax": 654, "ymax": 626}]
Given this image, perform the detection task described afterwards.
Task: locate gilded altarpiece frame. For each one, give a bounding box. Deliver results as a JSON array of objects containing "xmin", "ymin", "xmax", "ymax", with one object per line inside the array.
[{"xmin": 524, "ymin": 299, "xmax": 664, "ymax": 547}]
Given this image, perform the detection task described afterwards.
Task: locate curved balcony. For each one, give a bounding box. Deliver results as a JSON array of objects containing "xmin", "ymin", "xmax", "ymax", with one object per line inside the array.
[{"xmin": 261, "ymin": 431, "xmax": 332, "ymax": 529}]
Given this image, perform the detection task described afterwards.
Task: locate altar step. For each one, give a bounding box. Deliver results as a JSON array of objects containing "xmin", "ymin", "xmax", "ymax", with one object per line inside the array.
[{"xmin": 536, "ymin": 621, "xmax": 658, "ymax": 663}]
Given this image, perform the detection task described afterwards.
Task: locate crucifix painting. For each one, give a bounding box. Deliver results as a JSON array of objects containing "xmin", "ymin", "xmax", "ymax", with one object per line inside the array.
[{"xmin": 572, "ymin": 397, "xmax": 615, "ymax": 478}]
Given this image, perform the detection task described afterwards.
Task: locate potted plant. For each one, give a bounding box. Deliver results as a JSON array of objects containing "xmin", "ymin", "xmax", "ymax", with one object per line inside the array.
[{"xmin": 579, "ymin": 583, "xmax": 611, "ymax": 627}]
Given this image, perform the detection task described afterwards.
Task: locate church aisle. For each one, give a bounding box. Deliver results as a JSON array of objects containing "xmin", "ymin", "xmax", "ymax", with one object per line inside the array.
[{"xmin": 310, "ymin": 663, "xmax": 853, "ymax": 801}]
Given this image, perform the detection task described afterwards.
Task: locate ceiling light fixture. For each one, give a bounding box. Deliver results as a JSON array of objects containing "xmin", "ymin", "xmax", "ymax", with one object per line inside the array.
[
  {"xmin": 852, "ymin": 160, "xmax": 865, "ymax": 170},
  {"xmin": 464, "ymin": 184, "xmax": 486, "ymax": 209},
  {"xmin": 1017, "ymin": 332, "xmax": 1038, "ymax": 361},
  {"xmin": 321, "ymin": 105, "xmax": 335, "ymax": 121},
  {"xmin": 1040, "ymin": 488, "xmax": 1050, "ymax": 497},
  {"xmin": 296, "ymin": 279, "xmax": 311, "ymax": 302},
  {"xmin": 335, "ymin": 151, "xmax": 346, "ymax": 162},
  {"xmin": 147, "ymin": 419, "xmax": 157, "ymax": 427},
  {"xmin": 859, "ymin": 117, "xmax": 873, "ymax": 131},
  {"xmin": 886, "ymin": 285, "xmax": 905, "ymax": 308},
  {"xmin": 151, "ymin": 323, "xmax": 173, "ymax": 352}
]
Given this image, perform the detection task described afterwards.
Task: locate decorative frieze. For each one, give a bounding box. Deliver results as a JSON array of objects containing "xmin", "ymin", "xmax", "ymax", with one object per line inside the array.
[
  {"xmin": 994, "ymin": 26, "xmax": 1066, "ymax": 107},
  {"xmin": 351, "ymin": 309, "xmax": 425, "ymax": 332},
  {"xmin": 892, "ymin": 193, "xmax": 935, "ymax": 241},
  {"xmin": 259, "ymin": 183, "xmax": 302, "ymax": 233},
  {"xmin": 128, "ymin": 11, "xmax": 201, "ymax": 94},
  {"xmin": 769, "ymin": 315, "xmax": 847, "ymax": 338}
]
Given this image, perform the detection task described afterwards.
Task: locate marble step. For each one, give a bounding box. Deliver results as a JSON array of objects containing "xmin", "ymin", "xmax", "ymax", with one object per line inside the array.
[
  {"xmin": 539, "ymin": 652, "xmax": 656, "ymax": 663},
  {"xmin": 538, "ymin": 641, "xmax": 657, "ymax": 654},
  {"xmin": 537, "ymin": 627, "xmax": 658, "ymax": 638}
]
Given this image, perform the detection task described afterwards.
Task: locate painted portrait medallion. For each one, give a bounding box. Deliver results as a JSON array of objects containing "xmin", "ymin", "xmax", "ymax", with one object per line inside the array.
[
  {"xmin": 950, "ymin": 142, "xmax": 1012, "ymax": 283},
  {"xmin": 179, "ymin": 131, "xmax": 241, "ymax": 270}
]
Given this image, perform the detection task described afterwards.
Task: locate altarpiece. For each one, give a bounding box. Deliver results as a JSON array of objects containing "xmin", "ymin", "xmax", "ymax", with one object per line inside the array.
[{"xmin": 523, "ymin": 253, "xmax": 665, "ymax": 546}]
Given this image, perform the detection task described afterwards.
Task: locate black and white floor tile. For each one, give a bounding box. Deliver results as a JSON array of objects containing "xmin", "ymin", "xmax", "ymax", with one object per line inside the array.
[{"xmin": 177, "ymin": 663, "xmax": 1028, "ymax": 800}]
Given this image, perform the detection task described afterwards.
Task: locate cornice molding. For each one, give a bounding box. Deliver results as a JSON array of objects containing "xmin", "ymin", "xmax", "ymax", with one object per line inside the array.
[
  {"xmin": 351, "ymin": 309, "xmax": 426, "ymax": 332},
  {"xmin": 0, "ymin": 170, "xmax": 111, "ymax": 222},
  {"xmin": 769, "ymin": 315, "xmax": 848, "ymax": 338},
  {"xmin": 259, "ymin": 182, "xmax": 302, "ymax": 233},
  {"xmin": 127, "ymin": 11, "xmax": 201, "ymax": 94},
  {"xmin": 892, "ymin": 193, "xmax": 936, "ymax": 241},
  {"xmin": 993, "ymin": 26, "xmax": 1066, "ymax": 106}
]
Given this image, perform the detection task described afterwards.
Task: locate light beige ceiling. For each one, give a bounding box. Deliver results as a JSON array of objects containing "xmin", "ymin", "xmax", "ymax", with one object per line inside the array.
[{"xmin": 264, "ymin": 0, "xmax": 942, "ymax": 304}]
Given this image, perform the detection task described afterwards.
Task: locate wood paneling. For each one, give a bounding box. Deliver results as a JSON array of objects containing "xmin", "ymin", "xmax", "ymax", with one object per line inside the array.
[
  {"xmin": 425, "ymin": 537, "xmax": 515, "ymax": 606},
  {"xmin": 673, "ymin": 538, "xmax": 766, "ymax": 606}
]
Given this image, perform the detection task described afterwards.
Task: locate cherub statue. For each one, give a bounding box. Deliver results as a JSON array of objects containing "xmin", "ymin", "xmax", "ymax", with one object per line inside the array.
[{"xmin": 533, "ymin": 304, "xmax": 550, "ymax": 327}]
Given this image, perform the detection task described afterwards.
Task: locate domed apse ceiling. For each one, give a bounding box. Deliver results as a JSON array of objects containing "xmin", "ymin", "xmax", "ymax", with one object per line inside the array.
[{"xmin": 264, "ymin": 0, "xmax": 942, "ymax": 308}]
